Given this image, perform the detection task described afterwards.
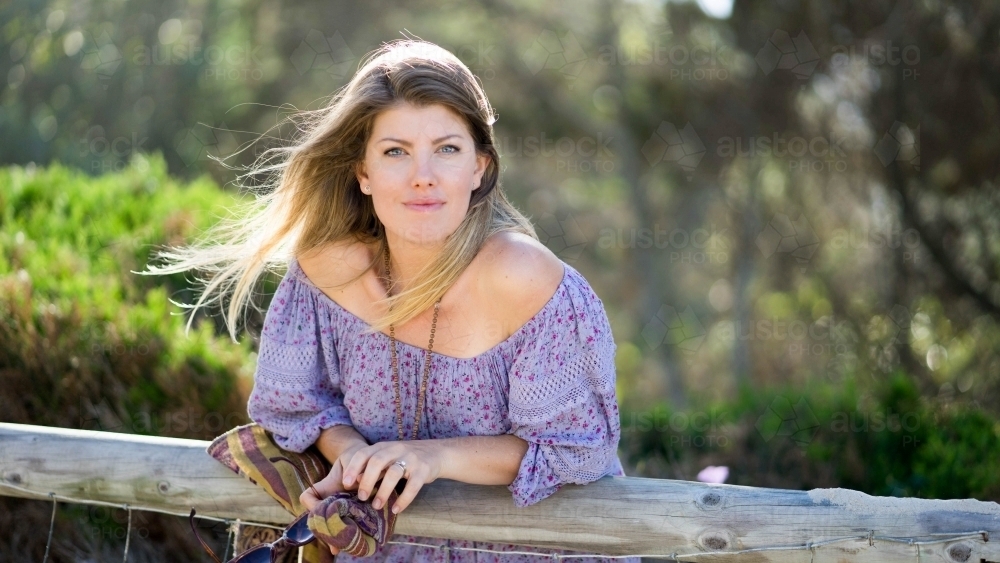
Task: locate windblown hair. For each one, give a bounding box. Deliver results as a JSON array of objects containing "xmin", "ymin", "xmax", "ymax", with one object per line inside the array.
[{"xmin": 141, "ymin": 39, "xmax": 537, "ymax": 341}]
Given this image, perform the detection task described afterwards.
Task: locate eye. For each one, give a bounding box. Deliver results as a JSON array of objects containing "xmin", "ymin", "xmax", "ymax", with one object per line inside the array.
[
  {"xmin": 384, "ymin": 147, "xmax": 404, "ymax": 156},
  {"xmin": 439, "ymin": 144, "xmax": 460, "ymax": 154}
]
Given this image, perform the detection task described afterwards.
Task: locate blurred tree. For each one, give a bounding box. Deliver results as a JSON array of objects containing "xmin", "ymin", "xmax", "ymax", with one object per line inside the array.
[{"xmin": 1, "ymin": 0, "xmax": 998, "ymax": 462}]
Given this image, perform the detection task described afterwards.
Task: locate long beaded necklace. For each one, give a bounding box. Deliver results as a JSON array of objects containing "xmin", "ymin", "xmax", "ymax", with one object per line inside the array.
[{"xmin": 384, "ymin": 247, "xmax": 441, "ymax": 442}]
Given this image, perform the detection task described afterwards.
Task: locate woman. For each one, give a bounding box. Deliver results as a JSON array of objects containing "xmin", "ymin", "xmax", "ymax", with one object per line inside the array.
[{"xmin": 149, "ymin": 39, "xmax": 636, "ymax": 563}]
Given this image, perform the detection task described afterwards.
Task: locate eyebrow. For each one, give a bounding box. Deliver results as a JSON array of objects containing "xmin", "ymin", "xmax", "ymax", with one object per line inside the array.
[{"xmin": 376, "ymin": 134, "xmax": 462, "ymax": 146}]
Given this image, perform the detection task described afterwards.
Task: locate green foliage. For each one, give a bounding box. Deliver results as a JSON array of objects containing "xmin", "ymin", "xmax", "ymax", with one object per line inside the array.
[
  {"xmin": 0, "ymin": 153, "xmax": 255, "ymax": 440},
  {"xmin": 622, "ymin": 373, "xmax": 1000, "ymax": 502},
  {"xmin": 3, "ymin": 0, "xmax": 1000, "ymax": 555}
]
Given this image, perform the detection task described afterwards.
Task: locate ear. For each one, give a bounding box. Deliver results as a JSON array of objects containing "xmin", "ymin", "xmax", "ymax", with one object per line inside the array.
[
  {"xmin": 472, "ymin": 152, "xmax": 491, "ymax": 190},
  {"xmin": 355, "ymin": 161, "xmax": 370, "ymax": 190}
]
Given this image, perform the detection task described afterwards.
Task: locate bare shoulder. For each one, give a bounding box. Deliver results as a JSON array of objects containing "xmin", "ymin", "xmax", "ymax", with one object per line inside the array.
[
  {"xmin": 478, "ymin": 231, "xmax": 565, "ymax": 325},
  {"xmin": 296, "ymin": 239, "xmax": 374, "ymax": 289}
]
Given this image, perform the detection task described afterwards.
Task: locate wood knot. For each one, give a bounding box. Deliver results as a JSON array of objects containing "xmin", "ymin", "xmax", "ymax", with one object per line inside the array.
[
  {"xmin": 701, "ymin": 491, "xmax": 721, "ymax": 506},
  {"xmin": 947, "ymin": 543, "xmax": 972, "ymax": 562},
  {"xmin": 4, "ymin": 472, "xmax": 22, "ymax": 485},
  {"xmin": 697, "ymin": 530, "xmax": 735, "ymax": 552},
  {"xmin": 702, "ymin": 535, "xmax": 728, "ymax": 551},
  {"xmin": 696, "ymin": 489, "xmax": 724, "ymax": 510},
  {"xmin": 157, "ymin": 481, "xmax": 170, "ymax": 494}
]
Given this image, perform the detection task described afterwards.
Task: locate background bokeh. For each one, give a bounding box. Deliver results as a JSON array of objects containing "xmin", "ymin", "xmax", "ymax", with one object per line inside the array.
[{"xmin": 2, "ymin": 0, "xmax": 1000, "ymax": 560}]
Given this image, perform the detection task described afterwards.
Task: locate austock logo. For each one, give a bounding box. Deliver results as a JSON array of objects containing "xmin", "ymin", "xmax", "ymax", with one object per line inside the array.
[
  {"xmin": 868, "ymin": 303, "xmax": 915, "ymax": 374},
  {"xmin": 79, "ymin": 28, "xmax": 123, "ymax": 87},
  {"xmin": 175, "ymin": 122, "xmax": 239, "ymax": 168},
  {"xmin": 596, "ymin": 223, "xmax": 730, "ymax": 264},
  {"xmin": 757, "ymin": 395, "xmax": 921, "ymax": 448},
  {"xmin": 716, "ymin": 131, "xmax": 851, "ymax": 173},
  {"xmin": 289, "ymin": 29, "xmax": 355, "ymax": 78},
  {"xmin": 74, "ymin": 19, "xmax": 268, "ymax": 83},
  {"xmin": 641, "ymin": 304, "xmax": 707, "ymax": 362},
  {"xmin": 884, "ymin": 304, "xmax": 912, "ymax": 346},
  {"xmin": 756, "ymin": 28, "xmax": 920, "ymax": 81},
  {"xmin": 85, "ymin": 505, "xmax": 151, "ymax": 541},
  {"xmin": 521, "ymin": 29, "xmax": 588, "ymax": 86},
  {"xmin": 755, "ymin": 213, "xmax": 820, "ymax": 271},
  {"xmin": 873, "ymin": 122, "xmax": 919, "ymax": 171},
  {"xmin": 496, "ymin": 131, "xmax": 616, "ymax": 172},
  {"xmin": 595, "ymin": 23, "xmax": 732, "ymax": 82},
  {"xmin": 130, "ymin": 17, "xmax": 265, "ymax": 81},
  {"xmin": 621, "ymin": 409, "xmax": 731, "ymax": 450},
  {"xmin": 535, "ymin": 211, "xmax": 587, "ymax": 262},
  {"xmin": 755, "ymin": 30, "xmax": 820, "ymax": 79},
  {"xmin": 78, "ymin": 397, "xmax": 245, "ymax": 434},
  {"xmin": 78, "ymin": 126, "xmax": 151, "ymax": 173},
  {"xmin": 641, "ymin": 121, "xmax": 706, "ymax": 180},
  {"xmin": 755, "ymin": 396, "xmax": 820, "ymax": 446}
]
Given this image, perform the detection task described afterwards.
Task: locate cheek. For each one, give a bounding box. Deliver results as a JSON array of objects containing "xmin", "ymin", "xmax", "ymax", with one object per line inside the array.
[
  {"xmin": 437, "ymin": 156, "xmax": 473, "ymax": 177},
  {"xmin": 372, "ymin": 193, "xmax": 400, "ymax": 217},
  {"xmin": 447, "ymin": 190, "xmax": 474, "ymax": 222},
  {"xmin": 367, "ymin": 159, "xmax": 403, "ymax": 181}
]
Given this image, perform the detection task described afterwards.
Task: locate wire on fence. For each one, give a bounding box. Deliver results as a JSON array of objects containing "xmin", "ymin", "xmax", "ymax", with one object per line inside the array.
[
  {"xmin": 42, "ymin": 492, "xmax": 56, "ymax": 563},
  {"xmin": 1, "ymin": 480, "xmax": 992, "ymax": 562}
]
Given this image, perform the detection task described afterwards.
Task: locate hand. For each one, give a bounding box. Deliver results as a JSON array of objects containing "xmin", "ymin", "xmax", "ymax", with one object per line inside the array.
[
  {"xmin": 341, "ymin": 440, "xmax": 444, "ymax": 516},
  {"xmin": 299, "ymin": 443, "xmax": 368, "ymax": 555}
]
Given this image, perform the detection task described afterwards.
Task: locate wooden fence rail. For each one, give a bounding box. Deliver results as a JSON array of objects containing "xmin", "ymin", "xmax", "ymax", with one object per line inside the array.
[{"xmin": 1, "ymin": 422, "xmax": 998, "ymax": 562}]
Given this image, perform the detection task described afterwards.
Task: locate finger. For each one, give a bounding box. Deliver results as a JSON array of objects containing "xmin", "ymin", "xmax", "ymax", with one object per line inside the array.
[
  {"xmin": 302, "ymin": 461, "xmax": 346, "ymax": 507},
  {"xmin": 371, "ymin": 462, "xmax": 406, "ymax": 510},
  {"xmin": 390, "ymin": 471, "xmax": 425, "ymax": 515},
  {"xmin": 356, "ymin": 451, "xmax": 395, "ymax": 501},
  {"xmin": 341, "ymin": 447, "xmax": 374, "ymax": 488},
  {"xmin": 300, "ymin": 490, "xmax": 317, "ymax": 511}
]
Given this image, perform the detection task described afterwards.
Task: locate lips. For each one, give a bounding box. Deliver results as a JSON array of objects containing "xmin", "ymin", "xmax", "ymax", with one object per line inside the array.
[{"xmin": 404, "ymin": 200, "xmax": 444, "ymax": 212}]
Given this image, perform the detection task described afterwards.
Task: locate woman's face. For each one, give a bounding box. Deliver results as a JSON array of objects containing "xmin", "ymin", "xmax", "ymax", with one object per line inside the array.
[{"xmin": 357, "ymin": 102, "xmax": 489, "ymax": 247}]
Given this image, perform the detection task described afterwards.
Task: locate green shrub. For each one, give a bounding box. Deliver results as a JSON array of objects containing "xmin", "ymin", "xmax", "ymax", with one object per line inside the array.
[
  {"xmin": 0, "ymin": 153, "xmax": 258, "ymax": 562},
  {"xmin": 0, "ymin": 152, "xmax": 256, "ymax": 438},
  {"xmin": 621, "ymin": 372, "xmax": 1000, "ymax": 502}
]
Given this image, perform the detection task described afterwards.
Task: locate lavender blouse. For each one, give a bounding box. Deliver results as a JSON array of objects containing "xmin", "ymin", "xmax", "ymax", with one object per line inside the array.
[{"xmin": 247, "ymin": 258, "xmax": 638, "ymax": 563}]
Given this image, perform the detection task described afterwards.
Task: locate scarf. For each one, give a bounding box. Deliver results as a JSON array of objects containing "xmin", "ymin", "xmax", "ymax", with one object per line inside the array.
[{"xmin": 206, "ymin": 423, "xmax": 400, "ymax": 560}]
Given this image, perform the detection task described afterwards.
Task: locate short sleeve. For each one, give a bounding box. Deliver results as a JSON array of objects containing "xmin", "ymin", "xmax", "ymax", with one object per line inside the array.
[
  {"xmin": 506, "ymin": 270, "xmax": 623, "ymax": 507},
  {"xmin": 246, "ymin": 266, "xmax": 354, "ymax": 453}
]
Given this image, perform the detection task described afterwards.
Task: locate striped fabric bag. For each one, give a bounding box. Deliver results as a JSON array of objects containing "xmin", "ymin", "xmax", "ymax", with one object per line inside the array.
[{"xmin": 206, "ymin": 423, "xmax": 401, "ymax": 560}]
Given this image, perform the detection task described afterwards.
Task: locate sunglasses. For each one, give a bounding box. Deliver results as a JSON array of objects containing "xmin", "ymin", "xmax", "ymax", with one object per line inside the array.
[{"xmin": 190, "ymin": 455, "xmax": 321, "ymax": 563}]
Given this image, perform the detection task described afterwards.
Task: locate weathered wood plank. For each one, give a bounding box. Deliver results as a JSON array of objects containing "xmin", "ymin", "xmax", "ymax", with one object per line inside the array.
[{"xmin": 1, "ymin": 423, "xmax": 998, "ymax": 561}]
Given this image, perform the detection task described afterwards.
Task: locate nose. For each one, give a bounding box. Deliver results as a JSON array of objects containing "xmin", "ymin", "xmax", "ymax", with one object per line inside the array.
[{"xmin": 410, "ymin": 150, "xmax": 437, "ymax": 189}]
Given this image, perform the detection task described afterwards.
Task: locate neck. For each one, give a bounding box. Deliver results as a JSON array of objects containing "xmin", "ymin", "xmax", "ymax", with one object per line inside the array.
[{"xmin": 383, "ymin": 235, "xmax": 445, "ymax": 296}]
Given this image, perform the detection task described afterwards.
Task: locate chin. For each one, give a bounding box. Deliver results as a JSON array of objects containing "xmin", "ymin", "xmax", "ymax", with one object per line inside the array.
[{"xmin": 398, "ymin": 227, "xmax": 451, "ymax": 246}]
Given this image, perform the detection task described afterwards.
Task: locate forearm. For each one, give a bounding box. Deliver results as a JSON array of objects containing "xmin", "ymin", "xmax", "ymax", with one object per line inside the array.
[
  {"xmin": 435, "ymin": 434, "xmax": 530, "ymax": 486},
  {"xmin": 315, "ymin": 424, "xmax": 369, "ymax": 465}
]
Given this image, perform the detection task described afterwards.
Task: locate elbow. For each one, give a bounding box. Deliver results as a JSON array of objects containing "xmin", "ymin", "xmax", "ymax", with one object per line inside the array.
[
  {"xmin": 542, "ymin": 439, "xmax": 620, "ymax": 485},
  {"xmin": 507, "ymin": 441, "xmax": 618, "ymax": 508}
]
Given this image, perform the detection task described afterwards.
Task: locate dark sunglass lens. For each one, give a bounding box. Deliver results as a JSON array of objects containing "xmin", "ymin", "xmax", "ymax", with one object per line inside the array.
[
  {"xmin": 285, "ymin": 517, "xmax": 314, "ymax": 543},
  {"xmin": 234, "ymin": 545, "xmax": 273, "ymax": 563}
]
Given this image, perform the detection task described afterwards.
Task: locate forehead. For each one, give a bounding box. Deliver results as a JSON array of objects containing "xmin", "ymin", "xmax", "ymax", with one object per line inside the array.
[{"xmin": 370, "ymin": 103, "xmax": 469, "ymax": 139}]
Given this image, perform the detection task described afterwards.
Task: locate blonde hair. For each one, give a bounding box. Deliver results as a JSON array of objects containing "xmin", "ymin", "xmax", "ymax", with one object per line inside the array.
[{"xmin": 142, "ymin": 39, "xmax": 537, "ymax": 341}]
